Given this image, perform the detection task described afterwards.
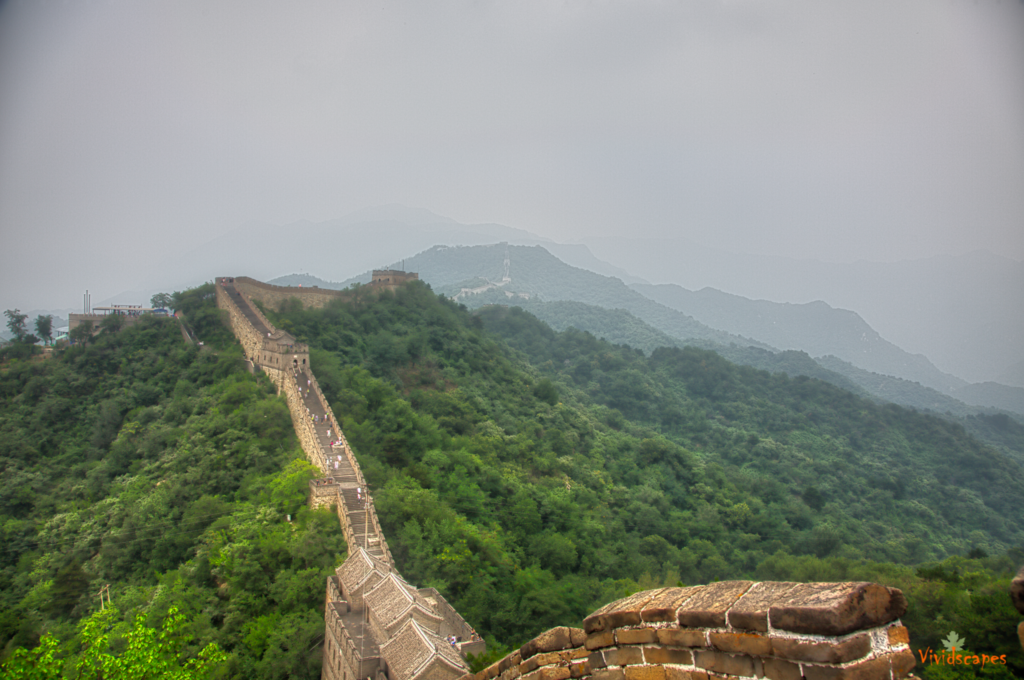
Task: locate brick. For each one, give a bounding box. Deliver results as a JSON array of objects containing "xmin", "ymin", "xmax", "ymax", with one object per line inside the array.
[
  {"xmin": 523, "ymin": 628, "xmax": 574, "ymax": 659},
  {"xmin": 708, "ymin": 631, "xmax": 772, "ymax": 657},
  {"xmin": 570, "ymin": 628, "xmax": 587, "ymax": 648},
  {"xmin": 641, "ymin": 587, "xmax": 703, "ymax": 622},
  {"xmin": 625, "ymin": 665, "xmax": 667, "ymax": 680},
  {"xmin": 569, "ymin": 661, "xmax": 590, "ymax": 679},
  {"xmin": 887, "ymin": 625, "xmax": 910, "ymax": 646},
  {"xmin": 590, "ymin": 669, "xmax": 626, "ymax": 680},
  {"xmin": 1018, "ymin": 621, "xmax": 1024, "ymax": 651},
  {"xmin": 664, "ymin": 669, "xmax": 694, "ymax": 680},
  {"xmin": 484, "ymin": 663, "xmax": 501, "ymax": 680},
  {"xmin": 762, "ymin": 657, "xmax": 803, "ymax": 680},
  {"xmin": 727, "ymin": 581, "xmax": 798, "ymax": 632},
  {"xmin": 693, "ymin": 650, "xmax": 755, "ymax": 677},
  {"xmin": 801, "ymin": 650, "xmax": 916, "ymax": 680},
  {"xmin": 641, "ymin": 645, "xmax": 693, "ymax": 665},
  {"xmin": 677, "ymin": 581, "xmax": 754, "ymax": 628},
  {"xmin": 521, "ymin": 667, "xmax": 571, "ymax": 680},
  {"xmin": 768, "ymin": 582, "xmax": 908, "ymax": 636},
  {"xmin": 586, "ymin": 590, "xmax": 665, "ymax": 633},
  {"xmin": 499, "ymin": 651, "xmax": 521, "ymax": 673},
  {"xmin": 603, "ymin": 647, "xmax": 645, "ymax": 667},
  {"xmin": 563, "ymin": 648, "xmax": 590, "ymax": 662},
  {"xmin": 586, "ymin": 631, "xmax": 617, "ymax": 650},
  {"xmin": 771, "ymin": 634, "xmax": 871, "ymax": 664},
  {"xmin": 616, "ymin": 629, "xmax": 658, "ymax": 645},
  {"xmin": 656, "ymin": 629, "xmax": 707, "ymax": 648},
  {"xmin": 588, "ymin": 652, "xmax": 607, "ymax": 670},
  {"xmin": 520, "ymin": 652, "xmax": 562, "ymax": 674},
  {"xmin": 502, "ymin": 665, "xmax": 522, "ymax": 680}
]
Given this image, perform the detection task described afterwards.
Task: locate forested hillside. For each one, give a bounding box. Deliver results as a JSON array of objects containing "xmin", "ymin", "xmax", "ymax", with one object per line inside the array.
[
  {"xmin": 260, "ymin": 282, "xmax": 1024, "ymax": 674},
  {"xmin": 0, "ymin": 285, "xmax": 344, "ymax": 678}
]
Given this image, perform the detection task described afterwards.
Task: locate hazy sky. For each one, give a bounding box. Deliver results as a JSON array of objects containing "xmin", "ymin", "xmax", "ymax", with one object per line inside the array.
[{"xmin": 2, "ymin": 0, "xmax": 1023, "ymax": 312}]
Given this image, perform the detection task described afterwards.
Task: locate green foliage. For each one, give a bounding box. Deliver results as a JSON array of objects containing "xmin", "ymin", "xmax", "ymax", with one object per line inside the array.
[
  {"xmin": 34, "ymin": 315, "xmax": 53, "ymax": 346},
  {"xmin": 2, "ymin": 606, "xmax": 227, "ymax": 679},
  {"xmin": 0, "ymin": 287, "xmax": 345, "ymax": 679},
  {"xmin": 260, "ymin": 287, "xmax": 1024, "ymax": 656}
]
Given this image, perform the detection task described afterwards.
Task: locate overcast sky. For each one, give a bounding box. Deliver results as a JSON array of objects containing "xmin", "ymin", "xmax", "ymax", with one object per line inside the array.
[{"xmin": 2, "ymin": 0, "xmax": 1023, "ymax": 312}]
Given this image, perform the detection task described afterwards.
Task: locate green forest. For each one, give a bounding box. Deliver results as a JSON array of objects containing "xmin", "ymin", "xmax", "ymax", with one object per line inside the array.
[{"xmin": 3, "ymin": 281, "xmax": 1023, "ymax": 679}]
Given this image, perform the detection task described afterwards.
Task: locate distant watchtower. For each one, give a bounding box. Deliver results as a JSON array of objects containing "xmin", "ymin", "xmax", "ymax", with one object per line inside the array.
[
  {"xmin": 259, "ymin": 328, "xmax": 309, "ymax": 374},
  {"xmin": 369, "ymin": 270, "xmax": 418, "ymax": 291}
]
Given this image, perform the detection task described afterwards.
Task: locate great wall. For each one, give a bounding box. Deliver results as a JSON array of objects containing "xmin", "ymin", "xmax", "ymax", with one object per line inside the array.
[{"xmin": 215, "ymin": 274, "xmax": 1024, "ymax": 680}]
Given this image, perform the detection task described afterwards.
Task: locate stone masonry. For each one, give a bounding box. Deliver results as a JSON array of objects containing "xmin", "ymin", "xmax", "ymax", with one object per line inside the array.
[
  {"xmin": 469, "ymin": 582, "xmax": 914, "ymax": 680},
  {"xmin": 215, "ymin": 275, "xmax": 477, "ymax": 680}
]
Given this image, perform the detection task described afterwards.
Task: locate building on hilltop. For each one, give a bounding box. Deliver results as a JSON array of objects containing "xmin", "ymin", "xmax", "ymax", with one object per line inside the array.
[
  {"xmin": 69, "ymin": 305, "xmax": 168, "ymax": 335},
  {"xmin": 322, "ymin": 547, "xmax": 483, "ymax": 680},
  {"xmin": 369, "ymin": 270, "xmax": 419, "ymax": 292}
]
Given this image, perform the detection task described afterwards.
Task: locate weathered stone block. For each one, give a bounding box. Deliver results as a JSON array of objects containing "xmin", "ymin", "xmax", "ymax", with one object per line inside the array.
[
  {"xmin": 708, "ymin": 631, "xmax": 772, "ymax": 657},
  {"xmin": 521, "ymin": 667, "xmax": 571, "ymax": 680},
  {"xmin": 762, "ymin": 658, "xmax": 802, "ymax": 680},
  {"xmin": 1011, "ymin": 565, "xmax": 1024, "ymax": 615},
  {"xmin": 570, "ymin": 628, "xmax": 588, "ymax": 648},
  {"xmin": 770, "ymin": 634, "xmax": 870, "ymax": 664},
  {"xmin": 588, "ymin": 652, "xmax": 607, "ymax": 670},
  {"xmin": 768, "ymin": 582, "xmax": 907, "ymax": 636},
  {"xmin": 499, "ymin": 650, "xmax": 521, "ymax": 673},
  {"xmin": 1018, "ymin": 621, "xmax": 1024, "ymax": 651},
  {"xmin": 693, "ymin": 650, "xmax": 755, "ymax": 677},
  {"xmin": 624, "ymin": 665, "xmax": 667, "ymax": 680},
  {"xmin": 590, "ymin": 669, "xmax": 626, "ymax": 680},
  {"xmin": 523, "ymin": 627, "xmax": 574, "ymax": 660},
  {"xmin": 727, "ymin": 581, "xmax": 798, "ymax": 632},
  {"xmin": 664, "ymin": 668, "xmax": 694, "ymax": 680},
  {"xmin": 562, "ymin": 647, "xmax": 589, "ymax": 662},
  {"xmin": 569, "ymin": 660, "xmax": 590, "ymax": 679},
  {"xmin": 616, "ymin": 628, "xmax": 658, "ymax": 645},
  {"xmin": 586, "ymin": 631, "xmax": 616, "ymax": 651},
  {"xmin": 586, "ymin": 591, "xmax": 663, "ymax": 633},
  {"xmin": 800, "ymin": 650, "xmax": 916, "ymax": 680},
  {"xmin": 656, "ymin": 628, "xmax": 706, "ymax": 649},
  {"xmin": 641, "ymin": 645, "xmax": 693, "ymax": 666},
  {"xmin": 641, "ymin": 587, "xmax": 702, "ymax": 622},
  {"xmin": 887, "ymin": 626, "xmax": 910, "ymax": 646},
  {"xmin": 520, "ymin": 652, "xmax": 562, "ymax": 674},
  {"xmin": 677, "ymin": 581, "xmax": 754, "ymax": 628},
  {"xmin": 603, "ymin": 647, "xmax": 645, "ymax": 667}
]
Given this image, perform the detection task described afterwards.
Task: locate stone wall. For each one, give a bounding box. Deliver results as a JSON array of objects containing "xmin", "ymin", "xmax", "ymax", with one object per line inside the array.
[
  {"xmin": 233, "ymin": 276, "xmax": 353, "ymax": 311},
  {"xmin": 468, "ymin": 582, "xmax": 914, "ymax": 680}
]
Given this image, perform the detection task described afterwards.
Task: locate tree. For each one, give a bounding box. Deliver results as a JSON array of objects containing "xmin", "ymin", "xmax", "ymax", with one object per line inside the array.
[
  {"xmin": 1, "ymin": 606, "xmax": 227, "ymax": 679},
  {"xmin": 100, "ymin": 313, "xmax": 126, "ymax": 334},
  {"xmin": 150, "ymin": 292, "xmax": 173, "ymax": 310},
  {"xmin": 34, "ymin": 315, "xmax": 53, "ymax": 346},
  {"xmin": 69, "ymin": 321, "xmax": 94, "ymax": 345},
  {"xmin": 5, "ymin": 308, "xmax": 28, "ymax": 341}
]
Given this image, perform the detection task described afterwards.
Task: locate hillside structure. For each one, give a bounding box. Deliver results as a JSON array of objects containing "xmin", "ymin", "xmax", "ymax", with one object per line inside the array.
[{"xmin": 215, "ymin": 275, "xmax": 480, "ymax": 680}]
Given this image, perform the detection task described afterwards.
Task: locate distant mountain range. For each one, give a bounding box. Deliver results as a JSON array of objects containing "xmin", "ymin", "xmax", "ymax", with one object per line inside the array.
[
  {"xmin": 110, "ymin": 203, "xmax": 1019, "ymax": 391},
  {"xmin": 582, "ymin": 236, "xmax": 1024, "ymax": 387},
  {"xmin": 269, "ymin": 242, "xmax": 1024, "ymax": 419}
]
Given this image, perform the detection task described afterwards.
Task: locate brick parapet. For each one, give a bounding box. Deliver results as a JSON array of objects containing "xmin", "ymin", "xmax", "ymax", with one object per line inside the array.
[{"xmin": 464, "ymin": 583, "xmax": 914, "ymax": 680}]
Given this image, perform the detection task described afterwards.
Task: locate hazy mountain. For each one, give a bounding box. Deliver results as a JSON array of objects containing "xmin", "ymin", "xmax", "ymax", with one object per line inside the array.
[
  {"xmin": 632, "ymin": 283, "xmax": 966, "ymax": 395},
  {"xmin": 952, "ymin": 382, "xmax": 1024, "ymax": 417},
  {"xmin": 584, "ymin": 237, "xmax": 1024, "ymax": 387},
  {"xmin": 327, "ymin": 243, "xmax": 777, "ymax": 351}
]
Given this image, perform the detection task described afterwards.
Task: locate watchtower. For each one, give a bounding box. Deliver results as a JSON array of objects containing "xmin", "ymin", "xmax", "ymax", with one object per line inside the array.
[
  {"xmin": 259, "ymin": 329, "xmax": 309, "ymax": 374},
  {"xmin": 369, "ymin": 270, "xmax": 419, "ymax": 292}
]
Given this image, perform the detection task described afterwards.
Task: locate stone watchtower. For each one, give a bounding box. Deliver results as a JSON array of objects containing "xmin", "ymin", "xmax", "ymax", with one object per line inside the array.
[
  {"xmin": 370, "ymin": 270, "xmax": 419, "ymax": 292},
  {"xmin": 258, "ymin": 329, "xmax": 309, "ymax": 379}
]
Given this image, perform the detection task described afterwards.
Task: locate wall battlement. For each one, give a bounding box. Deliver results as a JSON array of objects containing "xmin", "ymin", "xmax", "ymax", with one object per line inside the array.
[{"xmin": 470, "ymin": 581, "xmax": 914, "ymax": 680}]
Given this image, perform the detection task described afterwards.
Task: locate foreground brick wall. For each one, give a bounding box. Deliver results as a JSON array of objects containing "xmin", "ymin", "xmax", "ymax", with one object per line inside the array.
[{"xmin": 469, "ymin": 581, "xmax": 914, "ymax": 680}]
